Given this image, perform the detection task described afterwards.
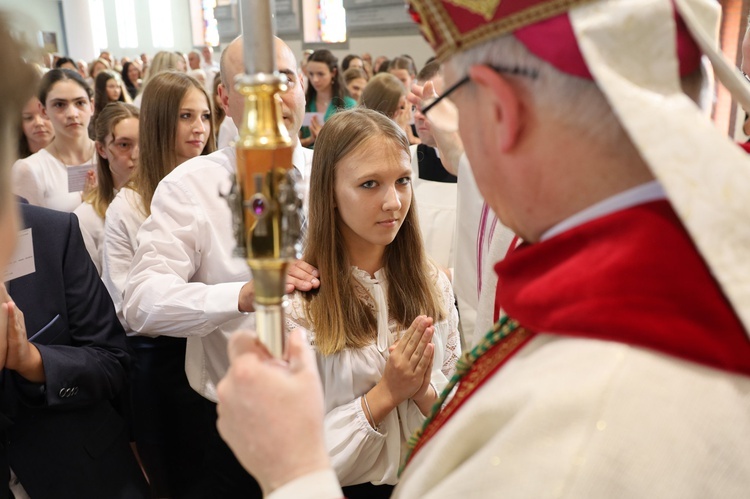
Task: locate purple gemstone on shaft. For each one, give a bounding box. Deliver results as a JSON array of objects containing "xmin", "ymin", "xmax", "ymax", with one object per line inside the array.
[{"xmin": 252, "ymin": 198, "xmax": 265, "ymax": 216}]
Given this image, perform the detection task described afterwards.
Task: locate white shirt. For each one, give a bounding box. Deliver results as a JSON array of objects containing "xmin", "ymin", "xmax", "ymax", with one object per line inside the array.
[
  {"xmin": 217, "ymin": 116, "xmax": 239, "ymax": 150},
  {"xmin": 101, "ymin": 187, "xmax": 146, "ymax": 331},
  {"xmin": 123, "ymin": 145, "xmax": 314, "ymax": 402},
  {"xmin": 409, "ymin": 144, "xmax": 458, "ymax": 271},
  {"xmin": 202, "ymin": 60, "xmax": 218, "ymax": 94},
  {"xmin": 285, "ymin": 266, "xmax": 460, "ymax": 487},
  {"xmin": 12, "ymin": 148, "xmax": 91, "ymax": 212},
  {"xmin": 73, "ymin": 201, "xmax": 104, "ymax": 275}
]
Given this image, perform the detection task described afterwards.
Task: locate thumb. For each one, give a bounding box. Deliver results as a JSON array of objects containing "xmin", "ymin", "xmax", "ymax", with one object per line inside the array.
[
  {"xmin": 424, "ymin": 81, "xmax": 437, "ymax": 100},
  {"xmin": 285, "ymin": 328, "xmax": 314, "ymax": 372},
  {"xmin": 228, "ymin": 329, "xmax": 270, "ymax": 362}
]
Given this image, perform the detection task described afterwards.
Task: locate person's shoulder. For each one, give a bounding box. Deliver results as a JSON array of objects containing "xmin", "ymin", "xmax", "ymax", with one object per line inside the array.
[
  {"xmin": 163, "ymin": 148, "xmax": 235, "ymax": 184},
  {"xmin": 72, "ymin": 200, "xmax": 101, "ymax": 224},
  {"xmin": 434, "ymin": 264, "xmax": 451, "ymax": 286},
  {"xmin": 73, "ymin": 200, "xmax": 93, "ymax": 215},
  {"xmin": 20, "ymin": 202, "xmax": 73, "ymax": 230},
  {"xmin": 106, "ymin": 187, "xmax": 138, "ymax": 218},
  {"xmin": 112, "ymin": 186, "xmax": 141, "ymax": 205},
  {"xmin": 13, "ymin": 149, "xmax": 48, "ymax": 170},
  {"xmin": 343, "ymin": 96, "xmax": 357, "ymax": 109}
]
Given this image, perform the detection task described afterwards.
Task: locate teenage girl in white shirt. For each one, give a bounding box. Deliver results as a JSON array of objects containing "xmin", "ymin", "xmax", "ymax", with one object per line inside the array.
[
  {"xmin": 12, "ymin": 69, "xmax": 96, "ymax": 211},
  {"xmin": 286, "ymin": 108, "xmax": 460, "ymax": 498},
  {"xmin": 75, "ymin": 102, "xmax": 139, "ymax": 274}
]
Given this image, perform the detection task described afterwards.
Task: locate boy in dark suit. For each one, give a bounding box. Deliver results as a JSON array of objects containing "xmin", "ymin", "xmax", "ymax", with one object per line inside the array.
[{"xmin": 1, "ymin": 204, "xmax": 149, "ymax": 498}]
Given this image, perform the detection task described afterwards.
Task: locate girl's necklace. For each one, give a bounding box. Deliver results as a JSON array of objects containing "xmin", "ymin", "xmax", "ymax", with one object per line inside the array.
[{"xmin": 52, "ymin": 139, "xmax": 95, "ymax": 167}]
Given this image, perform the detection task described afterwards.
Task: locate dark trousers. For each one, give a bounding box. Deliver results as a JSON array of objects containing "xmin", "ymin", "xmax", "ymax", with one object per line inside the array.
[
  {"xmin": 128, "ymin": 336, "xmax": 262, "ymax": 498},
  {"xmin": 184, "ymin": 403, "xmax": 263, "ymax": 499},
  {"xmin": 342, "ymin": 483, "xmax": 395, "ymax": 499},
  {"xmin": 128, "ymin": 336, "xmax": 213, "ymax": 498}
]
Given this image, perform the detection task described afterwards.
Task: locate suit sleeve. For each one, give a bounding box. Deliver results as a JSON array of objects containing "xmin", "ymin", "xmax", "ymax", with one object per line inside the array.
[{"xmin": 27, "ymin": 212, "xmax": 132, "ymax": 408}]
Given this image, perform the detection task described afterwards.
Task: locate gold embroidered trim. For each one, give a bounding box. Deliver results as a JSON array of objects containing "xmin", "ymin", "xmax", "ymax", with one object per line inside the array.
[
  {"xmin": 429, "ymin": 0, "xmax": 597, "ymax": 61},
  {"xmin": 445, "ymin": 0, "xmax": 503, "ymax": 21}
]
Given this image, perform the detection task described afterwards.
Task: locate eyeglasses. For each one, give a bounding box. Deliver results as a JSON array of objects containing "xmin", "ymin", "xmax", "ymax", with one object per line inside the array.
[{"xmin": 420, "ymin": 64, "xmax": 539, "ymax": 116}]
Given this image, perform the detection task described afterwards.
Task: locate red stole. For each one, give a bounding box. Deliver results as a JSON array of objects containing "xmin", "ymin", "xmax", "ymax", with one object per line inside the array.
[
  {"xmin": 409, "ymin": 200, "xmax": 750, "ymax": 465},
  {"xmin": 497, "ymin": 200, "xmax": 750, "ymax": 375}
]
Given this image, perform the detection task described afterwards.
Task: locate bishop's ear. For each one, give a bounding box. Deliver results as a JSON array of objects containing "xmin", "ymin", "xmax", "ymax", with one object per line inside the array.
[{"xmin": 468, "ymin": 65, "xmax": 522, "ymax": 153}]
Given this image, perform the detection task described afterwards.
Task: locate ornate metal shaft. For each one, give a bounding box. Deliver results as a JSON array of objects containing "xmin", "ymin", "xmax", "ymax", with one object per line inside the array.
[{"xmin": 229, "ymin": 0, "xmax": 303, "ymax": 357}]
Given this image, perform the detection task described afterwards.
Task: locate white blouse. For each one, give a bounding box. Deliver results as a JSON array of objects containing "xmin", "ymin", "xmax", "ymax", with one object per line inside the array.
[
  {"xmin": 285, "ymin": 266, "xmax": 460, "ymax": 487},
  {"xmin": 73, "ymin": 201, "xmax": 104, "ymax": 275},
  {"xmin": 12, "ymin": 148, "xmax": 93, "ymax": 212},
  {"xmin": 101, "ymin": 187, "xmax": 145, "ymax": 331}
]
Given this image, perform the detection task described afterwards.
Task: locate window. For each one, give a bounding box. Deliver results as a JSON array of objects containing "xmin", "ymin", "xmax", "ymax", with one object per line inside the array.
[
  {"xmin": 190, "ymin": 0, "xmax": 220, "ymax": 47},
  {"xmin": 319, "ymin": 0, "xmax": 346, "ymax": 43},
  {"xmin": 150, "ymin": 0, "xmax": 175, "ymax": 48},
  {"xmin": 115, "ymin": 0, "xmax": 138, "ymax": 48},
  {"xmin": 302, "ymin": 0, "xmax": 347, "ymax": 46},
  {"xmin": 89, "ymin": 0, "xmax": 108, "ymax": 51}
]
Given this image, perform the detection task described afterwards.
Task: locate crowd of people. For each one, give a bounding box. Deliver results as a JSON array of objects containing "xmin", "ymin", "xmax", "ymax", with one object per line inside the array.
[{"xmin": 1, "ymin": 0, "xmax": 750, "ymax": 497}]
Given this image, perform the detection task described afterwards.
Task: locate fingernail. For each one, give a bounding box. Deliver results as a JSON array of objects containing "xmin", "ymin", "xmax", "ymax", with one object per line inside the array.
[{"xmin": 311, "ymin": 278, "xmax": 319, "ymax": 286}]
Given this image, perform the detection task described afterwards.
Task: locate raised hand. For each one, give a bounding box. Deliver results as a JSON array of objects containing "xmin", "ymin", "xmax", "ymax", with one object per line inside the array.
[
  {"xmin": 82, "ymin": 169, "xmax": 97, "ymax": 199},
  {"xmin": 309, "ymin": 115, "xmax": 323, "ymax": 139},
  {"xmin": 1, "ymin": 296, "xmax": 45, "ymax": 383},
  {"xmin": 363, "ymin": 316, "xmax": 435, "ymax": 427},
  {"xmin": 383, "ymin": 315, "xmax": 434, "ymax": 403}
]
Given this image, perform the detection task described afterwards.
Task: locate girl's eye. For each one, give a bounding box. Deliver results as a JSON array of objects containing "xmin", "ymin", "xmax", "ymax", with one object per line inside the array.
[
  {"xmin": 396, "ymin": 177, "xmax": 411, "ymax": 185},
  {"xmin": 361, "ymin": 180, "xmax": 376, "ymax": 189},
  {"xmin": 180, "ymin": 113, "xmax": 191, "ymax": 119},
  {"xmin": 202, "ymin": 113, "xmax": 211, "ymax": 121}
]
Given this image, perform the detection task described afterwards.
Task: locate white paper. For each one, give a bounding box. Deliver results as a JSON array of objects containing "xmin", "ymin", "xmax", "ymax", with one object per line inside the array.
[
  {"xmin": 302, "ymin": 112, "xmax": 325, "ymax": 127},
  {"xmin": 4, "ymin": 228, "xmax": 35, "ymax": 281},
  {"xmin": 67, "ymin": 163, "xmax": 94, "ymax": 193}
]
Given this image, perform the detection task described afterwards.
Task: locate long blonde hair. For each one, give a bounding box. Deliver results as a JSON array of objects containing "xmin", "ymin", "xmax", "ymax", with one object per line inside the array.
[
  {"xmin": 133, "ymin": 71, "xmax": 215, "ymax": 216},
  {"xmin": 303, "ymin": 108, "xmax": 444, "ymax": 355}
]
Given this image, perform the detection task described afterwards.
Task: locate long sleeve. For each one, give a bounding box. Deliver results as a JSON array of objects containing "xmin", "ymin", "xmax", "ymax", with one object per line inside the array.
[
  {"xmin": 122, "ymin": 176, "xmax": 247, "ymax": 338},
  {"xmin": 8, "ymin": 208, "xmax": 131, "ymax": 409},
  {"xmin": 286, "ymin": 299, "xmax": 396, "ymax": 486},
  {"xmin": 101, "ymin": 189, "xmax": 144, "ymax": 330},
  {"xmin": 284, "ymin": 267, "xmax": 461, "ymax": 487},
  {"xmin": 324, "ymin": 397, "xmax": 393, "ymax": 485},
  {"xmin": 121, "ymin": 150, "xmax": 253, "ymax": 401}
]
